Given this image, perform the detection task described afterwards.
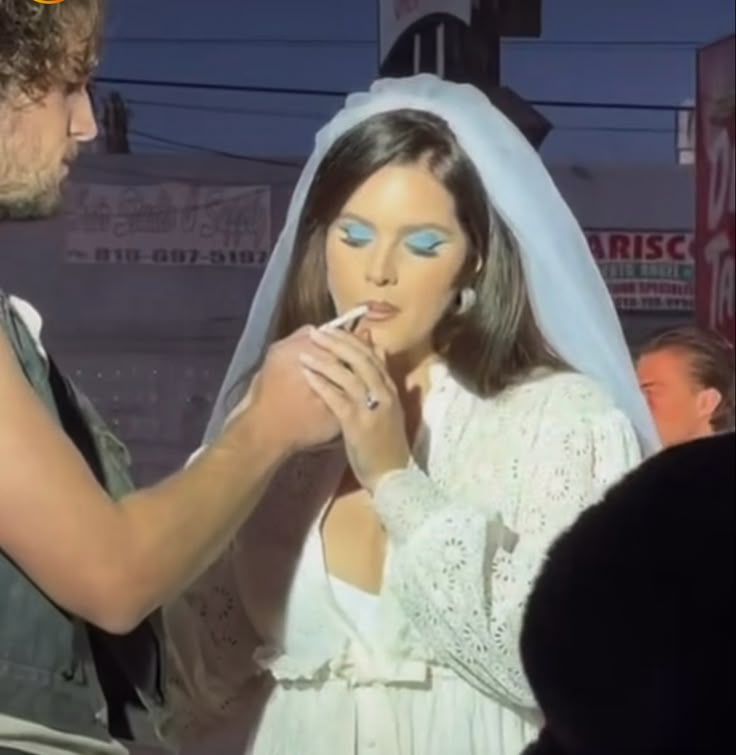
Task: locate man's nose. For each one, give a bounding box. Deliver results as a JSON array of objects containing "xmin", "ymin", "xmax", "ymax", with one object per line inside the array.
[{"xmin": 69, "ymin": 88, "xmax": 99, "ymax": 143}]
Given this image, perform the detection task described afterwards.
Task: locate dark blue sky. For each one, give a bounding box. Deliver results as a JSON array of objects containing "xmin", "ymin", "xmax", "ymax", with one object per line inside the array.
[{"xmin": 97, "ymin": 0, "xmax": 735, "ymax": 162}]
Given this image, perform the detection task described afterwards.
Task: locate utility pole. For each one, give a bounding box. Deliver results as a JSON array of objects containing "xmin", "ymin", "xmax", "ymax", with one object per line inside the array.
[{"xmin": 102, "ymin": 92, "xmax": 130, "ymax": 154}]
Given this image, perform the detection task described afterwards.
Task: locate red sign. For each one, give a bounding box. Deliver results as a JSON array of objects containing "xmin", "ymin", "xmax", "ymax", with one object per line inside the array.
[
  {"xmin": 586, "ymin": 230, "xmax": 695, "ymax": 312},
  {"xmin": 695, "ymin": 35, "xmax": 735, "ymax": 343}
]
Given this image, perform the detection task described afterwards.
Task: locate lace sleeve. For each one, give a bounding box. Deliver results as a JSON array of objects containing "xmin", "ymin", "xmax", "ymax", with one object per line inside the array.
[
  {"xmin": 157, "ymin": 540, "xmax": 262, "ymax": 744},
  {"xmin": 373, "ymin": 405, "xmax": 641, "ymax": 709}
]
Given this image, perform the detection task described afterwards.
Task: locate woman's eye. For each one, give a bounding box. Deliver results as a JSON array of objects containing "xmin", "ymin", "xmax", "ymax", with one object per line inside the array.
[
  {"xmin": 405, "ymin": 231, "xmax": 447, "ymax": 256},
  {"xmin": 339, "ymin": 223, "xmax": 374, "ymax": 247},
  {"xmin": 341, "ymin": 235, "xmax": 372, "ymax": 247}
]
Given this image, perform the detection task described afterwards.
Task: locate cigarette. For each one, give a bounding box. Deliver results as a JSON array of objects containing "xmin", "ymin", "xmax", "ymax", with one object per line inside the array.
[{"xmin": 319, "ymin": 304, "xmax": 369, "ymax": 331}]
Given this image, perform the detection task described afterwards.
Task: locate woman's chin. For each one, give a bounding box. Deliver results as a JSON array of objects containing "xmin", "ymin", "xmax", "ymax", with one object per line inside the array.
[
  {"xmin": 360, "ymin": 325, "xmax": 429, "ymax": 363},
  {"xmin": 363, "ymin": 329, "xmax": 402, "ymax": 355}
]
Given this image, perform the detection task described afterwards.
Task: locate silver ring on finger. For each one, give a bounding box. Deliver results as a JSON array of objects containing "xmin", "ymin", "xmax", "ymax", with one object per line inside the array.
[{"xmin": 365, "ymin": 393, "xmax": 380, "ymax": 411}]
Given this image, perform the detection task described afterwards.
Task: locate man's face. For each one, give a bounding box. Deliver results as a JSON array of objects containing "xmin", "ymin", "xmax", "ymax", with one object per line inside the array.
[
  {"xmin": 637, "ymin": 348, "xmax": 716, "ymax": 447},
  {"xmin": 0, "ymin": 84, "xmax": 97, "ymax": 219}
]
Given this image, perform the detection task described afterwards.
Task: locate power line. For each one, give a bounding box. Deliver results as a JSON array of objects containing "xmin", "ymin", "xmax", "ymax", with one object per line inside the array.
[
  {"xmin": 103, "ymin": 35, "xmax": 710, "ymax": 48},
  {"xmin": 503, "ymin": 39, "xmax": 708, "ymax": 47},
  {"xmin": 127, "ymin": 122, "xmax": 674, "ymax": 164},
  {"xmin": 125, "ymin": 99, "xmax": 676, "ymax": 133},
  {"xmin": 129, "ymin": 128, "xmax": 241, "ymax": 156},
  {"xmin": 555, "ymin": 125, "xmax": 673, "ymax": 134},
  {"xmin": 129, "ymin": 129, "xmax": 301, "ymax": 166},
  {"xmin": 96, "ymin": 77, "xmax": 346, "ymax": 98},
  {"xmin": 76, "ymin": 151, "xmax": 302, "ymax": 184},
  {"xmin": 104, "ymin": 35, "xmax": 375, "ymax": 47},
  {"xmin": 126, "ymin": 98, "xmax": 329, "ymax": 120},
  {"xmin": 95, "ymin": 76, "xmax": 686, "ymax": 111},
  {"xmin": 533, "ymin": 99, "xmax": 683, "ymax": 112}
]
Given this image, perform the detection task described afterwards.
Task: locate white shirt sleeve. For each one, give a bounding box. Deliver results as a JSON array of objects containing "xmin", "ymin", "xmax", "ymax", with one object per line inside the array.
[
  {"xmin": 8, "ymin": 296, "xmax": 46, "ymax": 358},
  {"xmin": 373, "ymin": 389, "xmax": 641, "ymax": 709}
]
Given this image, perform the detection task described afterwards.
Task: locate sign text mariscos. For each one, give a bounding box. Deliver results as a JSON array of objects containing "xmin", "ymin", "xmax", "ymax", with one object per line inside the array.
[{"xmin": 585, "ymin": 230, "xmax": 695, "ymax": 312}]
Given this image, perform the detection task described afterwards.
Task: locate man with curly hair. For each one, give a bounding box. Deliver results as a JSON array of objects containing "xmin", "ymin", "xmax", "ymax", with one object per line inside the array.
[
  {"xmin": 0, "ymin": 0, "xmax": 101, "ymax": 218},
  {"xmin": 0, "ymin": 2, "xmax": 338, "ymax": 753}
]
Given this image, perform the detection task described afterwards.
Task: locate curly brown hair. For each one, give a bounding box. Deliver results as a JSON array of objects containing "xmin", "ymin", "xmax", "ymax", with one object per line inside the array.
[{"xmin": 0, "ymin": 0, "xmax": 104, "ymax": 103}]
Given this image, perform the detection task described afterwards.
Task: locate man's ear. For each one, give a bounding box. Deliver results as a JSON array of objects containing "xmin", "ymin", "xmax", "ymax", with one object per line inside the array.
[{"xmin": 696, "ymin": 387, "xmax": 723, "ymax": 424}]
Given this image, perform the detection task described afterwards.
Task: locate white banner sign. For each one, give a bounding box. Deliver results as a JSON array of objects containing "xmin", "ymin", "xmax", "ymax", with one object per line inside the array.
[
  {"xmin": 64, "ymin": 183, "xmax": 271, "ymax": 267},
  {"xmin": 379, "ymin": 0, "xmax": 472, "ymax": 64}
]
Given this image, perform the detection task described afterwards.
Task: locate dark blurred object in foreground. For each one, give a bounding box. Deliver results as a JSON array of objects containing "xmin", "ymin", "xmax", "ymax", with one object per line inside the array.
[{"xmin": 521, "ymin": 432, "xmax": 735, "ymax": 755}]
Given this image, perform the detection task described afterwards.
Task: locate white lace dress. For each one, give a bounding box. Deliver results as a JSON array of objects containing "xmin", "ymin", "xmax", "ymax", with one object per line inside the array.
[{"xmin": 161, "ymin": 368, "xmax": 642, "ymax": 755}]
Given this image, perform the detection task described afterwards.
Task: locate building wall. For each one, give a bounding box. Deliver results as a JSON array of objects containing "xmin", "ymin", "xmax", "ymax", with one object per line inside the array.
[
  {"xmin": 1, "ymin": 155, "xmax": 300, "ymax": 482},
  {"xmin": 551, "ymin": 162, "xmax": 695, "ymax": 346}
]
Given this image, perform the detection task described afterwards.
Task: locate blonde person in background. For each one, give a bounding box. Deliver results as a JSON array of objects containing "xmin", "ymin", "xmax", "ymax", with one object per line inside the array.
[{"xmin": 637, "ymin": 325, "xmax": 735, "ymax": 447}]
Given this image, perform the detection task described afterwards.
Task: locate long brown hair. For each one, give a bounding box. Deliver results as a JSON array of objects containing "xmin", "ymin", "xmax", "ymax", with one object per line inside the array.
[{"xmin": 272, "ymin": 108, "xmax": 564, "ymax": 397}]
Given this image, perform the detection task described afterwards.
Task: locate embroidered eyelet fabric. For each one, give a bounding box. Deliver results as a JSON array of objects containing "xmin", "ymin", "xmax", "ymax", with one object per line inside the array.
[{"xmin": 162, "ymin": 369, "xmax": 641, "ymax": 755}]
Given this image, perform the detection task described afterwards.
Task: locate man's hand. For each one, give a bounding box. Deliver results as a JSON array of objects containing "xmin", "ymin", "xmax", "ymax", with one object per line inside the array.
[
  {"xmin": 231, "ymin": 327, "xmax": 340, "ymax": 452},
  {"xmin": 0, "ymin": 322, "xmax": 331, "ymax": 635}
]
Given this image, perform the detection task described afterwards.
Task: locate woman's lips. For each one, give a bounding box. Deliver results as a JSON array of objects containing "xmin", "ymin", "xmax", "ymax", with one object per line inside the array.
[{"xmin": 361, "ymin": 301, "xmax": 400, "ymax": 321}]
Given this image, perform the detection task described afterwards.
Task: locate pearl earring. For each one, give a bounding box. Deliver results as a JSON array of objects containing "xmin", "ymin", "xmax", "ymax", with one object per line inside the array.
[{"xmin": 456, "ymin": 287, "xmax": 477, "ymax": 315}]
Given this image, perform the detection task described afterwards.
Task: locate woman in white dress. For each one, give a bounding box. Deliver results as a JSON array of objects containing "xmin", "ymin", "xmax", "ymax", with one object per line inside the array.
[{"xmin": 161, "ymin": 75, "xmax": 659, "ymax": 755}]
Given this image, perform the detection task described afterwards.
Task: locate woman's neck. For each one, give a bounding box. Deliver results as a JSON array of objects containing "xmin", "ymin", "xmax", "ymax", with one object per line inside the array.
[
  {"xmin": 388, "ymin": 349, "xmax": 437, "ymax": 396},
  {"xmin": 387, "ymin": 347, "xmax": 441, "ymax": 445}
]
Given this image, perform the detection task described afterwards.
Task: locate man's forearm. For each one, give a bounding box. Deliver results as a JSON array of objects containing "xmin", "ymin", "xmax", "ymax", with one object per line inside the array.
[{"xmin": 110, "ymin": 400, "xmax": 288, "ymax": 630}]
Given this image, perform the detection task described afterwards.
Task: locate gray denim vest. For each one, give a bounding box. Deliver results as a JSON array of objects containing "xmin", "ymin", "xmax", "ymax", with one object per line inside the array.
[{"xmin": 0, "ymin": 290, "xmax": 166, "ymax": 747}]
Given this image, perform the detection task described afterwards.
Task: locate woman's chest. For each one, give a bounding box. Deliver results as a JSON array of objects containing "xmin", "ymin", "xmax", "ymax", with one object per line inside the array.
[
  {"xmin": 232, "ymin": 391, "xmax": 536, "ymax": 636},
  {"xmin": 322, "ymin": 474, "xmax": 387, "ymax": 594}
]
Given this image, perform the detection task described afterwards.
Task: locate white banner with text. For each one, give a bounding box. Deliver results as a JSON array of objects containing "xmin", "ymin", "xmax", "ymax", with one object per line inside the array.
[{"xmin": 64, "ymin": 183, "xmax": 271, "ymax": 267}]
